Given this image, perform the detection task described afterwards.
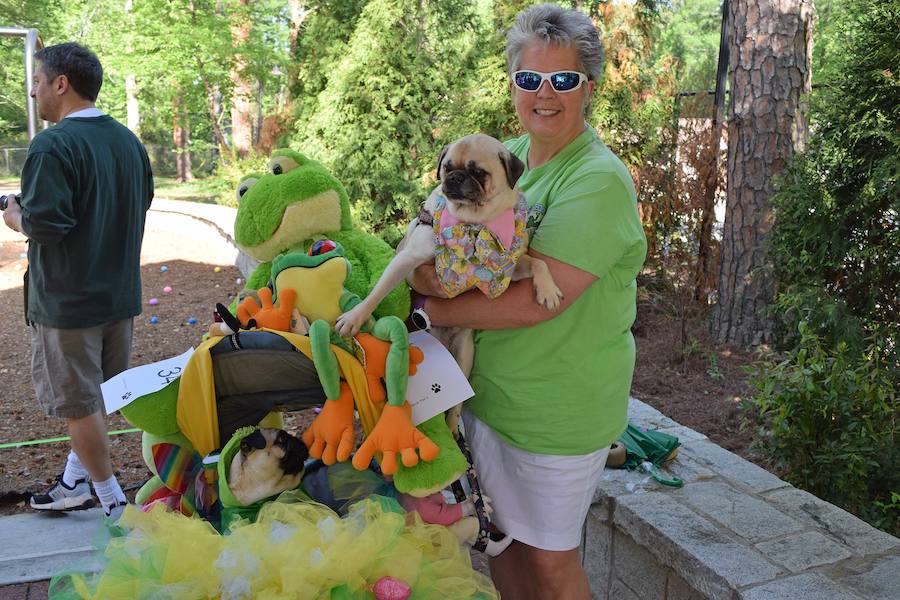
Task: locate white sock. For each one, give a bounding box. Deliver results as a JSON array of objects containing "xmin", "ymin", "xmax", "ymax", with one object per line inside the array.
[
  {"xmin": 93, "ymin": 475, "xmax": 126, "ymax": 510},
  {"xmin": 62, "ymin": 451, "xmax": 89, "ymax": 487}
]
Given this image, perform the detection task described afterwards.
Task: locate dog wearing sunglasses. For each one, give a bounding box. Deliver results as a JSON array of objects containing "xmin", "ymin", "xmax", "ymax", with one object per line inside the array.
[
  {"xmin": 228, "ymin": 428, "xmax": 309, "ymax": 506},
  {"xmin": 336, "ymin": 134, "xmax": 562, "ymax": 422}
]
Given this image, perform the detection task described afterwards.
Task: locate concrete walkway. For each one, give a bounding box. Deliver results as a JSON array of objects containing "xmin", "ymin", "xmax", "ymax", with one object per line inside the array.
[{"xmin": 0, "ymin": 509, "xmax": 106, "ymax": 586}]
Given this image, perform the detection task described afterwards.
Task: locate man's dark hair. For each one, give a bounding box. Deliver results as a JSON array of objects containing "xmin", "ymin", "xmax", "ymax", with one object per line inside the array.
[{"xmin": 34, "ymin": 42, "xmax": 103, "ymax": 102}]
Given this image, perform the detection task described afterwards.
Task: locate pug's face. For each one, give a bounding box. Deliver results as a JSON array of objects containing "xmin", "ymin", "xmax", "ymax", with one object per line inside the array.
[
  {"xmin": 228, "ymin": 428, "xmax": 309, "ymax": 506},
  {"xmin": 437, "ymin": 133, "xmax": 526, "ymax": 224}
]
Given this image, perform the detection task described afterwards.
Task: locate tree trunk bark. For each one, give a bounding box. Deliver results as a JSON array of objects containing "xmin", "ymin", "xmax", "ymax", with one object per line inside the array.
[
  {"xmin": 124, "ymin": 0, "xmax": 140, "ymax": 137},
  {"xmin": 230, "ymin": 0, "xmax": 253, "ymax": 158},
  {"xmin": 711, "ymin": 0, "xmax": 814, "ymax": 347},
  {"xmin": 198, "ymin": 70, "xmax": 231, "ymax": 158},
  {"xmin": 172, "ymin": 95, "xmax": 193, "ymax": 182},
  {"xmin": 126, "ymin": 74, "xmax": 140, "ymax": 136}
]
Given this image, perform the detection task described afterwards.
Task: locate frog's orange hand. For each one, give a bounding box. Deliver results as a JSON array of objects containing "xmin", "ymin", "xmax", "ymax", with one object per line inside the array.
[
  {"xmin": 237, "ymin": 287, "xmax": 297, "ymax": 331},
  {"xmin": 302, "ymin": 382, "xmax": 355, "ymax": 465},
  {"xmin": 351, "ymin": 403, "xmax": 440, "ymax": 475}
]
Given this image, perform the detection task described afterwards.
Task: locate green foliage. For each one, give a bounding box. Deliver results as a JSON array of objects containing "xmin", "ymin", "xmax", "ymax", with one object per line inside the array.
[
  {"xmin": 747, "ymin": 324, "xmax": 899, "ymax": 535},
  {"xmin": 754, "ymin": 0, "xmax": 900, "ymax": 536},
  {"xmin": 656, "ymin": 0, "xmax": 722, "ymax": 94},
  {"xmin": 768, "ymin": 0, "xmax": 899, "ymax": 354},
  {"xmin": 211, "ymin": 151, "xmax": 273, "ymax": 207},
  {"xmin": 0, "ymin": 0, "xmax": 67, "ymax": 142},
  {"xmin": 291, "ymin": 0, "xmax": 486, "ymax": 245}
]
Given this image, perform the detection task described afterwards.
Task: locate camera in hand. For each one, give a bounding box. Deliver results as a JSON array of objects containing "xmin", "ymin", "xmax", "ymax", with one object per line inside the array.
[{"xmin": 0, "ymin": 194, "xmax": 20, "ymax": 211}]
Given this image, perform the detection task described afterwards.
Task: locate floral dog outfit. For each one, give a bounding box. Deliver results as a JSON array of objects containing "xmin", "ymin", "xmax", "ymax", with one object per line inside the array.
[{"xmin": 432, "ymin": 192, "xmax": 529, "ymax": 299}]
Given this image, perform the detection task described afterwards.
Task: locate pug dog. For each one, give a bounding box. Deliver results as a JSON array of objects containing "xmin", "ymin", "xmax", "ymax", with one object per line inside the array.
[
  {"xmin": 335, "ymin": 133, "xmax": 562, "ymax": 410},
  {"xmin": 228, "ymin": 428, "xmax": 309, "ymax": 506}
]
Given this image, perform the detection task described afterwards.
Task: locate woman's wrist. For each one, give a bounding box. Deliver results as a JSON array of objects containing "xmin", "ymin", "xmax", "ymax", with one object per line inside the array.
[{"xmin": 410, "ymin": 291, "xmax": 431, "ymax": 330}]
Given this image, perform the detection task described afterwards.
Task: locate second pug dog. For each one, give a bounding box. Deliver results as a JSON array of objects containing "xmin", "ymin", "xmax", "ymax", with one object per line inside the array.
[
  {"xmin": 228, "ymin": 428, "xmax": 309, "ymax": 506},
  {"xmin": 336, "ymin": 133, "xmax": 562, "ymax": 383}
]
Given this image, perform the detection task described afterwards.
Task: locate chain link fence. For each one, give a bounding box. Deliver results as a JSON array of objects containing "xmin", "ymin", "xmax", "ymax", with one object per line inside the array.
[
  {"xmin": 0, "ymin": 144, "xmax": 216, "ymax": 178},
  {"xmin": 0, "ymin": 147, "xmax": 27, "ymax": 177}
]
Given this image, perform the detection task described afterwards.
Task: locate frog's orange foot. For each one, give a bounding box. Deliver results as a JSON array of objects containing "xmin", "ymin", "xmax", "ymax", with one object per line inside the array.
[
  {"xmin": 301, "ymin": 382, "xmax": 355, "ymax": 465},
  {"xmin": 350, "ymin": 403, "xmax": 439, "ymax": 474}
]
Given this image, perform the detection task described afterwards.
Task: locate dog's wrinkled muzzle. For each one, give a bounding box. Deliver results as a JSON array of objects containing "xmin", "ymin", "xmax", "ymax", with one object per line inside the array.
[{"xmin": 443, "ymin": 171, "xmax": 485, "ymax": 205}]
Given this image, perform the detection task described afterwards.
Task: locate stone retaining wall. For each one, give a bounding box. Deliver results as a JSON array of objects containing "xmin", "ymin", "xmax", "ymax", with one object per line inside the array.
[{"xmin": 583, "ymin": 399, "xmax": 900, "ymax": 599}]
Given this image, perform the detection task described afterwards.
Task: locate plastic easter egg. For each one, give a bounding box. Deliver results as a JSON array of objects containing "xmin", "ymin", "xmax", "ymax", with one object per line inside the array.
[
  {"xmin": 214, "ymin": 266, "xmax": 222, "ymax": 273},
  {"xmin": 372, "ymin": 577, "xmax": 411, "ymax": 600},
  {"xmin": 187, "ymin": 317, "xmax": 198, "ymax": 325},
  {"xmin": 163, "ymin": 286, "xmax": 173, "ymax": 294},
  {"xmin": 148, "ymin": 298, "xmax": 159, "ymax": 306},
  {"xmin": 149, "ymin": 316, "xmax": 159, "ymax": 325},
  {"xmin": 160, "ymin": 265, "xmax": 168, "ymax": 272}
]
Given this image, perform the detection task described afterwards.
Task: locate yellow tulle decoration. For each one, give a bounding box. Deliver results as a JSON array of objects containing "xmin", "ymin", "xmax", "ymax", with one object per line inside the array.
[{"xmin": 52, "ymin": 497, "xmax": 497, "ymax": 600}]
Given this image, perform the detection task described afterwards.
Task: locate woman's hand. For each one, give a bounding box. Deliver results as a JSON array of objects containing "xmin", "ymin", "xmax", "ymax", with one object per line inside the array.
[{"xmin": 407, "ymin": 262, "xmax": 449, "ymax": 298}]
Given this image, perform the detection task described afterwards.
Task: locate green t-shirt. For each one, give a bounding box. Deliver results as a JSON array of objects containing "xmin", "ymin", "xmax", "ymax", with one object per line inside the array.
[
  {"xmin": 20, "ymin": 115, "xmax": 153, "ymax": 328},
  {"xmin": 466, "ymin": 127, "xmax": 646, "ymax": 455}
]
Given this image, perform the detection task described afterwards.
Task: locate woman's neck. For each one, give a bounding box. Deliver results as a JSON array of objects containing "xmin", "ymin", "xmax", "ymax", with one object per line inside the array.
[{"xmin": 527, "ymin": 124, "xmax": 588, "ymax": 169}]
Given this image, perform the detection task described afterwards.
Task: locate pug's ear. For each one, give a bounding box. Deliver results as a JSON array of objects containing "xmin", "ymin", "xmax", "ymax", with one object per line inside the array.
[
  {"xmin": 499, "ymin": 150, "xmax": 526, "ymax": 188},
  {"xmin": 436, "ymin": 144, "xmax": 450, "ymax": 181},
  {"xmin": 240, "ymin": 430, "xmax": 267, "ymax": 453}
]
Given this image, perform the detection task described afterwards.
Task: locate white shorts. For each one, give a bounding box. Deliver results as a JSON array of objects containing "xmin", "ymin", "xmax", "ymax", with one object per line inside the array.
[{"xmin": 462, "ymin": 410, "xmax": 610, "ymax": 551}]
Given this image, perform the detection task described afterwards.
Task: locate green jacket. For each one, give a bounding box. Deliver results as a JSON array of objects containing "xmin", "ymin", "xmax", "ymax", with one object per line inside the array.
[{"xmin": 20, "ymin": 115, "xmax": 153, "ymax": 328}]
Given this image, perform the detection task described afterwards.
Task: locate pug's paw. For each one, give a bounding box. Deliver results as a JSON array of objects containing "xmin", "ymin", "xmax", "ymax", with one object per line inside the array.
[
  {"xmin": 480, "ymin": 494, "xmax": 494, "ymax": 517},
  {"xmin": 535, "ymin": 279, "xmax": 564, "ymax": 310}
]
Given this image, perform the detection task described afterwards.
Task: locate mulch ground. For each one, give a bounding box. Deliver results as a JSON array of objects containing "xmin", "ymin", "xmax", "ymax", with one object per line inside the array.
[{"xmin": 0, "ymin": 235, "xmax": 766, "ymax": 517}]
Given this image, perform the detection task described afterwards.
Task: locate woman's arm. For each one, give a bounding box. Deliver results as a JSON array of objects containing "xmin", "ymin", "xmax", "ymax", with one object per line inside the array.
[
  {"xmin": 408, "ymin": 261, "xmax": 449, "ymax": 298},
  {"xmin": 422, "ymin": 248, "xmax": 597, "ymax": 330}
]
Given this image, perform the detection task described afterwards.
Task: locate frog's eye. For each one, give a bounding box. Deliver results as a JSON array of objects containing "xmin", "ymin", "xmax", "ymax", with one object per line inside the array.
[
  {"xmin": 269, "ymin": 155, "xmax": 300, "ymax": 176},
  {"xmin": 236, "ymin": 177, "xmax": 258, "ymax": 202}
]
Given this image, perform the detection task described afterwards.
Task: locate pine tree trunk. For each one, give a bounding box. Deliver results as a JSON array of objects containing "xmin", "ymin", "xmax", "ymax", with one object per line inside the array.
[
  {"xmin": 229, "ymin": 0, "xmax": 253, "ymax": 158},
  {"xmin": 711, "ymin": 0, "xmax": 814, "ymax": 347}
]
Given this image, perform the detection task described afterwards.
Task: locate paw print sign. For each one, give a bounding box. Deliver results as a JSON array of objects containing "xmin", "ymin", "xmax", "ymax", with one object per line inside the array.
[{"xmin": 404, "ymin": 331, "xmax": 473, "ymax": 425}]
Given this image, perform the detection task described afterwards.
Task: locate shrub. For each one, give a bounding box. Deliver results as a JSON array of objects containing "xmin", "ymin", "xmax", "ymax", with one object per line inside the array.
[
  {"xmin": 752, "ymin": 0, "xmax": 899, "ymax": 534},
  {"xmin": 747, "ymin": 322, "xmax": 899, "ymax": 535}
]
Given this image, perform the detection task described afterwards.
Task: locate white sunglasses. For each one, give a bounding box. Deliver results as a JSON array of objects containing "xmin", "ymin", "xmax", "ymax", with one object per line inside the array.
[{"xmin": 512, "ymin": 70, "xmax": 589, "ymax": 93}]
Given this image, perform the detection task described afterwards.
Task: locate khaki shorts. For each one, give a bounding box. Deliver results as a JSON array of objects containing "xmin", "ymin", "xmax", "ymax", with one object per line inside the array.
[{"xmin": 31, "ymin": 319, "xmax": 133, "ymax": 419}]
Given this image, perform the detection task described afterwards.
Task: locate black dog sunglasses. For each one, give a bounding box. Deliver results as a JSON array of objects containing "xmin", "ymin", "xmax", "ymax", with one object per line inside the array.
[{"xmin": 512, "ymin": 70, "xmax": 589, "ymax": 93}]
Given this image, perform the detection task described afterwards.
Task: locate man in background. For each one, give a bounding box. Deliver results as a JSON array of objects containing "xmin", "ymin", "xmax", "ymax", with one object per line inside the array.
[{"xmin": 2, "ymin": 42, "xmax": 153, "ymax": 518}]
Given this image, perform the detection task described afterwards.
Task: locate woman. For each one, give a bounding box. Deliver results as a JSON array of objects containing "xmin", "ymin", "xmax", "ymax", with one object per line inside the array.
[{"xmin": 410, "ymin": 4, "xmax": 646, "ymax": 599}]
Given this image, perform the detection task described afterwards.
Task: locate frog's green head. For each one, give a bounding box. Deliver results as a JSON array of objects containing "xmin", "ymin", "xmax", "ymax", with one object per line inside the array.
[{"xmin": 234, "ymin": 150, "xmax": 353, "ymax": 262}]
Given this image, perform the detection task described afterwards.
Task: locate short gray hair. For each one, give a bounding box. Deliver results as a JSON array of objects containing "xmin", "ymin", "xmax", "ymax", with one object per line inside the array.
[{"xmin": 506, "ymin": 3, "xmax": 604, "ymax": 82}]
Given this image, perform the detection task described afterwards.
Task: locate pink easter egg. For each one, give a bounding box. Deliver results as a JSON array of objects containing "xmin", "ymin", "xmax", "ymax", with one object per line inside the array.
[
  {"xmin": 163, "ymin": 286, "xmax": 173, "ymax": 294},
  {"xmin": 372, "ymin": 577, "xmax": 411, "ymax": 600}
]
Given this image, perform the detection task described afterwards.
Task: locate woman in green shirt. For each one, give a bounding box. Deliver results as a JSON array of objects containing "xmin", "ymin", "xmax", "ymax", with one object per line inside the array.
[{"xmin": 411, "ymin": 4, "xmax": 646, "ymax": 599}]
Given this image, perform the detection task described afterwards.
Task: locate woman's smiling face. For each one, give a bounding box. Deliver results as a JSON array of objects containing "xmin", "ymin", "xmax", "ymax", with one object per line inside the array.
[{"xmin": 511, "ymin": 42, "xmax": 595, "ymax": 160}]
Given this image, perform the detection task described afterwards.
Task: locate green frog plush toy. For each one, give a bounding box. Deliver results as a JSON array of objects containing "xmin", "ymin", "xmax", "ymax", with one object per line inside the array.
[{"xmin": 234, "ymin": 150, "xmax": 408, "ymax": 319}]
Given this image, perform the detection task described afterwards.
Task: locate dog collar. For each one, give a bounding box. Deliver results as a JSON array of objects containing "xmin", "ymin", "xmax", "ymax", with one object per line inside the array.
[{"xmin": 417, "ymin": 208, "xmax": 435, "ymax": 227}]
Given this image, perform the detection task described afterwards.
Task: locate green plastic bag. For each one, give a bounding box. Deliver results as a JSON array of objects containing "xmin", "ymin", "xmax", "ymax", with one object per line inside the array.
[{"xmin": 611, "ymin": 423, "xmax": 683, "ymax": 488}]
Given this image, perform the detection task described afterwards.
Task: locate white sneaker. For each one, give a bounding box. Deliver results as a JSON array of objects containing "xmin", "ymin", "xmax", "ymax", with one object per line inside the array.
[
  {"xmin": 104, "ymin": 500, "xmax": 128, "ymax": 522},
  {"xmin": 30, "ymin": 476, "xmax": 95, "ymax": 512}
]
